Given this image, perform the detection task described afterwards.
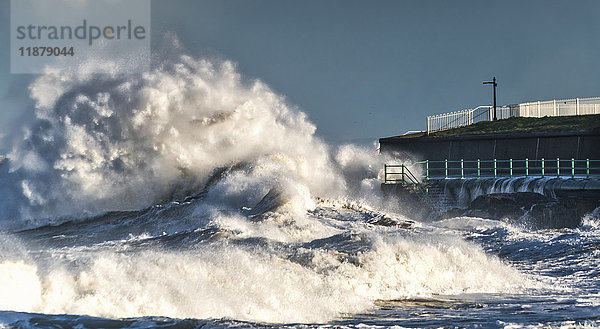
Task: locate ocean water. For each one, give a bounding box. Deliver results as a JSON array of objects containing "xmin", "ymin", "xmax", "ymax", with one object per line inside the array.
[{"xmin": 1, "ymin": 54, "xmax": 599, "ymax": 328}]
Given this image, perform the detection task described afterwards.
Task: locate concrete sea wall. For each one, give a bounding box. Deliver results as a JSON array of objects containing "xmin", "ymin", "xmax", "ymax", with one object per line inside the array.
[{"xmin": 379, "ymin": 131, "xmax": 600, "ymax": 161}]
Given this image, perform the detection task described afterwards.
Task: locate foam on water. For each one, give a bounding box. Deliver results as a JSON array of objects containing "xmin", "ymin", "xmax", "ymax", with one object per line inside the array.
[{"xmin": 0, "ymin": 227, "xmax": 533, "ymax": 323}]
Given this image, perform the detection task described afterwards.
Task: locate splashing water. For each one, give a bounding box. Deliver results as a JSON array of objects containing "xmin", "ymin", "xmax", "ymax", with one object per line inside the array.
[
  {"xmin": 0, "ymin": 52, "xmax": 596, "ymax": 328},
  {"xmin": 7, "ymin": 56, "xmax": 340, "ymax": 221}
]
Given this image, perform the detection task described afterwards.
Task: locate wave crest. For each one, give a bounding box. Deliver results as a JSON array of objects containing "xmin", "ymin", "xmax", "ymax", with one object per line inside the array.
[{"xmin": 7, "ymin": 55, "xmax": 351, "ymax": 222}]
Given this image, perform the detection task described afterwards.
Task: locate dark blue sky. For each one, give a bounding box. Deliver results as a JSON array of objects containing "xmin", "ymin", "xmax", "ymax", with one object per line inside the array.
[{"xmin": 2, "ymin": 0, "xmax": 600, "ymax": 149}]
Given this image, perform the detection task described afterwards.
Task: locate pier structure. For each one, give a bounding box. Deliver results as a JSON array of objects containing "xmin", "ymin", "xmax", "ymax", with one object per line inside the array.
[{"xmin": 379, "ymin": 112, "xmax": 600, "ymax": 226}]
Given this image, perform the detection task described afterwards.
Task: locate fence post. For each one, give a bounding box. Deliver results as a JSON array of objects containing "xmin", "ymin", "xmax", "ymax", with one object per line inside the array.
[
  {"xmin": 510, "ymin": 158, "xmax": 513, "ymax": 178},
  {"xmin": 587, "ymin": 158, "xmax": 590, "ymax": 179},
  {"xmin": 384, "ymin": 164, "xmax": 388, "ymax": 183},
  {"xmin": 494, "ymin": 158, "xmax": 497, "ymax": 178},
  {"xmin": 427, "ymin": 117, "xmax": 430, "ymax": 135},
  {"xmin": 541, "ymin": 158, "xmax": 545, "ymax": 177},
  {"xmin": 577, "ymin": 98, "xmax": 580, "ymax": 115},
  {"xmin": 553, "ymin": 99, "xmax": 557, "ymax": 116},
  {"xmin": 426, "ymin": 160, "xmax": 429, "ymax": 180},
  {"xmin": 461, "ymin": 158, "xmax": 464, "ymax": 179},
  {"xmin": 401, "ymin": 164, "xmax": 405, "ymax": 185},
  {"xmin": 525, "ymin": 158, "xmax": 529, "ymax": 177},
  {"xmin": 445, "ymin": 159, "xmax": 448, "ymax": 179},
  {"xmin": 477, "ymin": 159, "xmax": 481, "ymax": 178},
  {"xmin": 557, "ymin": 158, "xmax": 560, "ymax": 178},
  {"xmin": 571, "ymin": 158, "xmax": 575, "ymax": 179}
]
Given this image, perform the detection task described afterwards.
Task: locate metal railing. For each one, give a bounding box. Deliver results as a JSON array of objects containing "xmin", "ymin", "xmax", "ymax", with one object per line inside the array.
[
  {"xmin": 384, "ymin": 164, "xmax": 421, "ymax": 185},
  {"xmin": 426, "ymin": 97, "xmax": 600, "ymax": 134},
  {"xmin": 384, "ymin": 158, "xmax": 600, "ymax": 183}
]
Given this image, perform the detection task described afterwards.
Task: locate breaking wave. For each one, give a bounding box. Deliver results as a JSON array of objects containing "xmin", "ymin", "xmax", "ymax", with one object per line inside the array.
[{"xmin": 2, "ymin": 54, "xmax": 390, "ymax": 225}]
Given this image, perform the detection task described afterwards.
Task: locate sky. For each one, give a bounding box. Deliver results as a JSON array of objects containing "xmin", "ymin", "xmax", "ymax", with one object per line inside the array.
[{"xmin": 1, "ymin": 0, "xmax": 600, "ymax": 151}]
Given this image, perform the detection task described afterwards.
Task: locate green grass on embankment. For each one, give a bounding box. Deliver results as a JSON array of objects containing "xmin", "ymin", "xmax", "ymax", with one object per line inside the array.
[{"xmin": 429, "ymin": 114, "xmax": 600, "ymax": 137}]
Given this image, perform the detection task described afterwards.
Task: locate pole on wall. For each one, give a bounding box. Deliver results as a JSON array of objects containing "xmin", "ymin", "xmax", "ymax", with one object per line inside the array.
[{"xmin": 483, "ymin": 77, "xmax": 498, "ymax": 121}]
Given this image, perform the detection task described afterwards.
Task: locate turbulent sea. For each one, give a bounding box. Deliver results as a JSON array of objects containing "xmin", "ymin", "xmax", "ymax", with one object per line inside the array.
[{"xmin": 0, "ymin": 53, "xmax": 599, "ymax": 328}]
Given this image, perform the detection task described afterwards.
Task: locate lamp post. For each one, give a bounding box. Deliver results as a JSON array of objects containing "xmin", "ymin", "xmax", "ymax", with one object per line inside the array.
[{"xmin": 483, "ymin": 76, "xmax": 497, "ymax": 121}]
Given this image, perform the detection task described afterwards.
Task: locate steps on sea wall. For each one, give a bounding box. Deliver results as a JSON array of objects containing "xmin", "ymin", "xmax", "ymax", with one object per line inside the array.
[{"xmin": 421, "ymin": 183, "xmax": 451, "ymax": 209}]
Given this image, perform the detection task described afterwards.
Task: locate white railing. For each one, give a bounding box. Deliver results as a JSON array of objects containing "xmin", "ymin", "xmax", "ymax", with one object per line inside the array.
[{"xmin": 426, "ymin": 97, "xmax": 600, "ymax": 134}]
